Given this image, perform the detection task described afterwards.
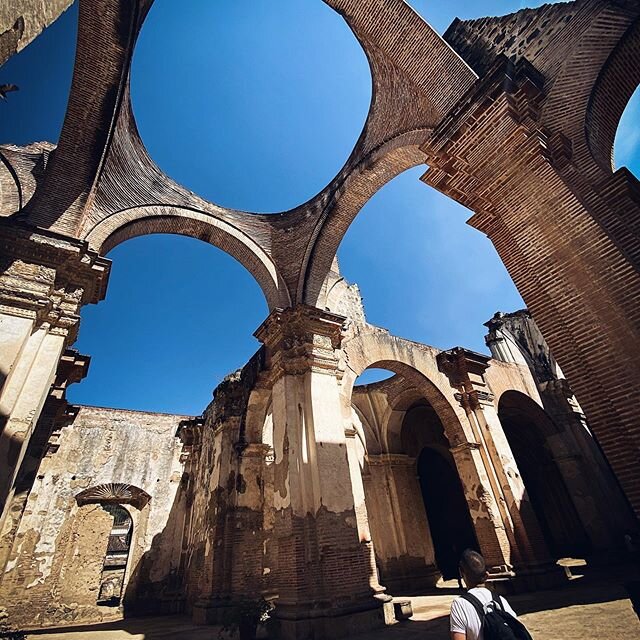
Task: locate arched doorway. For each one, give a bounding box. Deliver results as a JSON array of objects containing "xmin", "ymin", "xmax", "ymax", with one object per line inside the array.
[
  {"xmin": 498, "ymin": 391, "xmax": 591, "ymax": 558},
  {"xmin": 401, "ymin": 401, "xmax": 478, "ymax": 580},
  {"xmin": 416, "ymin": 448, "xmax": 478, "ymax": 580},
  {"xmin": 97, "ymin": 504, "xmax": 133, "ymax": 606}
]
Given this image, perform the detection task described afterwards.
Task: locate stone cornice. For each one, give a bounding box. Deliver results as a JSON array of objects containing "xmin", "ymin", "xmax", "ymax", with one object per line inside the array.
[
  {"xmin": 365, "ymin": 453, "xmax": 416, "ymax": 467},
  {"xmin": 0, "ymin": 221, "xmax": 111, "ymax": 337}
]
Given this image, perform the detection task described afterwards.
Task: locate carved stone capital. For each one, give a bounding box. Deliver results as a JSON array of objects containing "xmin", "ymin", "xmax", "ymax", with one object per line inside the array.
[
  {"xmin": 0, "ymin": 221, "xmax": 110, "ymax": 341},
  {"xmin": 177, "ymin": 416, "xmax": 205, "ymax": 462},
  {"xmin": 254, "ymin": 305, "xmax": 346, "ymax": 382}
]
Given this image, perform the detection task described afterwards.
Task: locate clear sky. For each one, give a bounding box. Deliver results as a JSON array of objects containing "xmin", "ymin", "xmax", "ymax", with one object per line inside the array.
[{"xmin": 1, "ymin": 1, "xmax": 638, "ymax": 413}]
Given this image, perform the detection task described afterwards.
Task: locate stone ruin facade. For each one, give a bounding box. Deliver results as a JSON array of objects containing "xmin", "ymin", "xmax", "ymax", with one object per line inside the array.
[{"xmin": 0, "ymin": 0, "xmax": 639, "ymax": 638}]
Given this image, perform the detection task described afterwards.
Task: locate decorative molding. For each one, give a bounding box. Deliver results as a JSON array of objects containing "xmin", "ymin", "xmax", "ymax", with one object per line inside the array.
[
  {"xmin": 365, "ymin": 453, "xmax": 416, "ymax": 467},
  {"xmin": 76, "ymin": 482, "xmax": 151, "ymax": 510},
  {"xmin": 449, "ymin": 442, "xmax": 482, "ymax": 455},
  {"xmin": 255, "ymin": 305, "xmax": 346, "ymax": 383}
]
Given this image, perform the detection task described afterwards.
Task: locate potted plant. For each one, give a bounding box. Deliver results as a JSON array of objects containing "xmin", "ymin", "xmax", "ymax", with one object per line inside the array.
[{"xmin": 218, "ymin": 597, "xmax": 272, "ymax": 640}]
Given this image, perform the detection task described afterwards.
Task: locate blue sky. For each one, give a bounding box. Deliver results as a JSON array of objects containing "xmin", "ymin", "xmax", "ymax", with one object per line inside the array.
[{"xmin": 1, "ymin": 1, "xmax": 638, "ymax": 413}]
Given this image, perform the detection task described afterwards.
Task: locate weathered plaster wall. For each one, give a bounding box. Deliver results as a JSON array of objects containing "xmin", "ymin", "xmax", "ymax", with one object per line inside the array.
[
  {"xmin": 0, "ymin": 405, "xmax": 189, "ymax": 628},
  {"xmin": 0, "ymin": 1, "xmax": 74, "ymax": 66},
  {"xmin": 179, "ymin": 369, "xmax": 272, "ymax": 622}
]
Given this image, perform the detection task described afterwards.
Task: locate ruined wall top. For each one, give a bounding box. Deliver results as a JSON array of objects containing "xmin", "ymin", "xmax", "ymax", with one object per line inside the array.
[{"xmin": 484, "ymin": 310, "xmax": 563, "ymax": 383}]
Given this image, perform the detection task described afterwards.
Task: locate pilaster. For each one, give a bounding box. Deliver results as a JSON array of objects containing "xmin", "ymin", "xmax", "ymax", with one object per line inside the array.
[
  {"xmin": 438, "ymin": 348, "xmax": 564, "ymax": 590},
  {"xmin": 0, "ymin": 222, "xmax": 110, "ymax": 521},
  {"xmin": 255, "ymin": 305, "xmax": 385, "ymax": 639}
]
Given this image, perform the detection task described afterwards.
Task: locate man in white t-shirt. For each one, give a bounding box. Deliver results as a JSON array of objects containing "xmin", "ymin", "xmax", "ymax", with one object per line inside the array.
[{"xmin": 450, "ymin": 549, "xmax": 518, "ymax": 640}]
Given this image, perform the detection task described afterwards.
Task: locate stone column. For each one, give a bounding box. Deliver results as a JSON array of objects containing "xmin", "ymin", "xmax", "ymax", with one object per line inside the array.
[
  {"xmin": 0, "ymin": 222, "xmax": 109, "ymax": 525},
  {"xmin": 255, "ymin": 306, "xmax": 385, "ymax": 639},
  {"xmin": 422, "ymin": 57, "xmax": 640, "ymax": 519},
  {"xmin": 447, "ymin": 441, "xmax": 515, "ymax": 579},
  {"xmin": 438, "ymin": 348, "xmax": 563, "ymax": 589},
  {"xmin": 364, "ymin": 454, "xmax": 439, "ymax": 592}
]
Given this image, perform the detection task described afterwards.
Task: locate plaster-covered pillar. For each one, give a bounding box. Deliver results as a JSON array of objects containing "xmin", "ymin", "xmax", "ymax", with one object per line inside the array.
[
  {"xmin": 255, "ymin": 306, "xmax": 385, "ymax": 639},
  {"xmin": 447, "ymin": 441, "xmax": 515, "ymax": 578},
  {"xmin": 344, "ymin": 427, "xmax": 386, "ymax": 596},
  {"xmin": 0, "ymin": 222, "xmax": 109, "ymax": 523},
  {"xmin": 0, "ymin": 314, "xmax": 35, "ymax": 397},
  {"xmin": 438, "ymin": 348, "xmax": 563, "ymax": 589},
  {"xmin": 364, "ymin": 454, "xmax": 438, "ymax": 592},
  {"xmin": 542, "ymin": 380, "xmax": 636, "ymax": 552}
]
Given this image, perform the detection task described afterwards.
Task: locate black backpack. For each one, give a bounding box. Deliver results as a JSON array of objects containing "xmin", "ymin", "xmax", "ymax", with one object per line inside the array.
[{"xmin": 460, "ymin": 591, "xmax": 533, "ymax": 640}]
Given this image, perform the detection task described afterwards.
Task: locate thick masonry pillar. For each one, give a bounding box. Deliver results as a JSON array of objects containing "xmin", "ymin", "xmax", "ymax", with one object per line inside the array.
[
  {"xmin": 0, "ymin": 222, "xmax": 109, "ymax": 526},
  {"xmin": 423, "ymin": 58, "xmax": 640, "ymax": 520},
  {"xmin": 447, "ymin": 442, "xmax": 514, "ymax": 578},
  {"xmin": 255, "ymin": 306, "xmax": 386, "ymax": 640},
  {"xmin": 363, "ymin": 454, "xmax": 439, "ymax": 592},
  {"xmin": 438, "ymin": 348, "xmax": 563, "ymax": 589}
]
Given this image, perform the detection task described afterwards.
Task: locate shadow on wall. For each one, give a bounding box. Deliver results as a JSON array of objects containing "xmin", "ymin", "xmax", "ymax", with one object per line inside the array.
[{"xmin": 120, "ymin": 474, "xmax": 190, "ymax": 617}]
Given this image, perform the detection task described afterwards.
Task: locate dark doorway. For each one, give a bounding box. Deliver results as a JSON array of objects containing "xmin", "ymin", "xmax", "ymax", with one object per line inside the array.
[
  {"xmin": 499, "ymin": 393, "xmax": 591, "ymax": 558},
  {"xmin": 417, "ymin": 447, "xmax": 478, "ymax": 579}
]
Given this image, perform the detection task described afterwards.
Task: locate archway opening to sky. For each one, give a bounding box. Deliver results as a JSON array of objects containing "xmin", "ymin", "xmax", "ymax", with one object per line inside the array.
[
  {"xmin": 0, "ymin": 2, "xmax": 77, "ymax": 145},
  {"xmin": 337, "ymin": 166, "xmax": 524, "ymax": 354},
  {"xmin": 68, "ymin": 234, "xmax": 269, "ymax": 415},
  {"xmin": 131, "ymin": 0, "xmax": 371, "ymax": 213},
  {"xmin": 614, "ymin": 85, "xmax": 640, "ymax": 178}
]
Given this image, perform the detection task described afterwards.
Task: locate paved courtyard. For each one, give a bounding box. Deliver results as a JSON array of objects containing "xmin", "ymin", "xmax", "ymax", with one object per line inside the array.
[{"xmin": 24, "ymin": 568, "xmax": 639, "ymax": 640}]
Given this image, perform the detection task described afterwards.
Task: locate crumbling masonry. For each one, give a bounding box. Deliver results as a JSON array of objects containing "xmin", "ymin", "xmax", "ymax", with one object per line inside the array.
[{"xmin": 0, "ymin": 1, "xmax": 639, "ymax": 638}]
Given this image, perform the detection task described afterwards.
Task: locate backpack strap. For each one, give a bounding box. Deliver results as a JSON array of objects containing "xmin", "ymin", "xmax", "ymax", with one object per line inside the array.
[
  {"xmin": 486, "ymin": 591, "xmax": 505, "ymax": 613},
  {"xmin": 459, "ymin": 592, "xmax": 486, "ymax": 623}
]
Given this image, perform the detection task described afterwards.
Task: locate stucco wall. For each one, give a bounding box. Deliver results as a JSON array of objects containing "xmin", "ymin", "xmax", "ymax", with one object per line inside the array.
[{"xmin": 0, "ymin": 405, "xmax": 189, "ymax": 628}]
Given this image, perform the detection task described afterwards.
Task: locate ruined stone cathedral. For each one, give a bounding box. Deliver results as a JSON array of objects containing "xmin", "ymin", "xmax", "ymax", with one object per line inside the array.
[{"xmin": 0, "ymin": 1, "xmax": 639, "ymax": 639}]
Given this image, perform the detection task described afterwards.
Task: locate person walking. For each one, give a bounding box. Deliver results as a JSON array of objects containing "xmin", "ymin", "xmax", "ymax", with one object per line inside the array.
[{"xmin": 450, "ymin": 549, "xmax": 532, "ymax": 640}]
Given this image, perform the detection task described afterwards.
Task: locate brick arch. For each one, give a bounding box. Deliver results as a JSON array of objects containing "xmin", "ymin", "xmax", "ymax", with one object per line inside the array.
[
  {"xmin": 84, "ymin": 205, "xmax": 291, "ymax": 310},
  {"xmin": 300, "ymin": 132, "xmax": 429, "ymax": 307},
  {"xmin": 243, "ymin": 389, "xmax": 273, "ymax": 446},
  {"xmin": 342, "ymin": 329, "xmax": 467, "ymax": 447},
  {"xmin": 585, "ymin": 17, "xmax": 640, "ymax": 175}
]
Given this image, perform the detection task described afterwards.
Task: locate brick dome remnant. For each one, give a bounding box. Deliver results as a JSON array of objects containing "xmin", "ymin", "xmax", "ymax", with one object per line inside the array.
[{"xmin": 1, "ymin": 1, "xmax": 640, "ymax": 636}]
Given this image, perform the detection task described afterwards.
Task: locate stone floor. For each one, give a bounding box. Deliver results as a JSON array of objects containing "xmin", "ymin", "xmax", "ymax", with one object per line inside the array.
[{"xmin": 24, "ymin": 567, "xmax": 640, "ymax": 640}]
